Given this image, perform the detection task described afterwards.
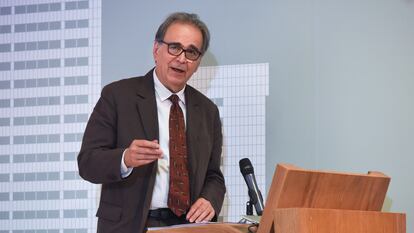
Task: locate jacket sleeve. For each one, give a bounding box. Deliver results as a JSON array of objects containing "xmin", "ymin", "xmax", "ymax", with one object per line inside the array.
[
  {"xmin": 199, "ymin": 106, "xmax": 226, "ymax": 218},
  {"xmin": 77, "ymin": 85, "xmax": 125, "ymax": 184}
]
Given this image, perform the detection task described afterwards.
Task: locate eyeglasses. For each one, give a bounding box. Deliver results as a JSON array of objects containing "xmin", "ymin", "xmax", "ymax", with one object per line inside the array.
[{"xmin": 158, "ymin": 40, "xmax": 202, "ymax": 61}]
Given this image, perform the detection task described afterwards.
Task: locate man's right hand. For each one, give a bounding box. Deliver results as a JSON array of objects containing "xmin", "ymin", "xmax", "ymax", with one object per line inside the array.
[{"xmin": 124, "ymin": 140, "xmax": 163, "ymax": 168}]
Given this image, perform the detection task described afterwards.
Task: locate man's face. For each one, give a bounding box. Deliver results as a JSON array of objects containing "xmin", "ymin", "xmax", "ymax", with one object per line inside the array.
[{"xmin": 153, "ymin": 22, "xmax": 203, "ymax": 93}]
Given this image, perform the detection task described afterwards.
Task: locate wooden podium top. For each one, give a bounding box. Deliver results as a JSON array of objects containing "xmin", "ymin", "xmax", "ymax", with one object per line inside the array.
[
  {"xmin": 147, "ymin": 223, "xmax": 250, "ymax": 233},
  {"xmin": 257, "ymin": 164, "xmax": 391, "ymax": 233}
]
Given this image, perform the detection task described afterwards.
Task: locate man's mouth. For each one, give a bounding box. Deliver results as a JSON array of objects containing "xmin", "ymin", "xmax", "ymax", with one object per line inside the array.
[{"xmin": 171, "ymin": 67, "xmax": 185, "ymax": 73}]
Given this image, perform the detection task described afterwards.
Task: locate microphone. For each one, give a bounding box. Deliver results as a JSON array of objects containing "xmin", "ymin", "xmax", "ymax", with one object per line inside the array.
[{"xmin": 239, "ymin": 158, "xmax": 265, "ymax": 215}]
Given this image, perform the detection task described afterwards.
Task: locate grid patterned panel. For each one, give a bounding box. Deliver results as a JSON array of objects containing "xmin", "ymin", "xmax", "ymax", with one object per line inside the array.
[
  {"xmin": 189, "ymin": 63, "xmax": 269, "ymax": 222},
  {"xmin": 0, "ymin": 0, "xmax": 101, "ymax": 232}
]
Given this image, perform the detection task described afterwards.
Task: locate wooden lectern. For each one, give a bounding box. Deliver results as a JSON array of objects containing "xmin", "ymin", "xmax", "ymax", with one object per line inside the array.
[
  {"xmin": 257, "ymin": 164, "xmax": 406, "ymax": 233},
  {"xmin": 148, "ymin": 164, "xmax": 406, "ymax": 233}
]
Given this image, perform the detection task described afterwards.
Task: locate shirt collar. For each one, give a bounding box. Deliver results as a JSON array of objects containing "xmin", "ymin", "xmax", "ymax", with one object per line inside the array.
[{"xmin": 153, "ymin": 69, "xmax": 186, "ymax": 104}]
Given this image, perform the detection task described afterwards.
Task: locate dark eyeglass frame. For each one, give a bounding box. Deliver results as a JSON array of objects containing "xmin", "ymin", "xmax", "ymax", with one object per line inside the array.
[{"xmin": 158, "ymin": 40, "xmax": 202, "ymax": 61}]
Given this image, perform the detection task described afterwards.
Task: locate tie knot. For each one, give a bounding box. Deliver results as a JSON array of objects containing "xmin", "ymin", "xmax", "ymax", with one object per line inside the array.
[{"xmin": 169, "ymin": 94, "xmax": 180, "ymax": 105}]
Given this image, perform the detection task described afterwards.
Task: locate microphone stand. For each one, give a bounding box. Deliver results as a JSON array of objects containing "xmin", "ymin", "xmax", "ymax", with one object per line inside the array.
[{"xmin": 246, "ymin": 198, "xmax": 254, "ymax": 215}]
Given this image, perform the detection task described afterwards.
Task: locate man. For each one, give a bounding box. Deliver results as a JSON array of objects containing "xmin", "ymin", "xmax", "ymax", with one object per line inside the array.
[{"xmin": 77, "ymin": 12, "xmax": 226, "ymax": 233}]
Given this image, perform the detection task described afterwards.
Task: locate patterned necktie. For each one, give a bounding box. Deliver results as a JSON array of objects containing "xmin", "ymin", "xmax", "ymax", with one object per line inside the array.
[{"xmin": 167, "ymin": 94, "xmax": 190, "ymax": 217}]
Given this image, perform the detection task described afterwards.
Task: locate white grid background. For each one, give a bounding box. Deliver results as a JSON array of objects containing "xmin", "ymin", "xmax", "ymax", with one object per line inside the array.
[
  {"xmin": 190, "ymin": 63, "xmax": 269, "ymax": 222},
  {"xmin": 0, "ymin": 0, "xmax": 101, "ymax": 232}
]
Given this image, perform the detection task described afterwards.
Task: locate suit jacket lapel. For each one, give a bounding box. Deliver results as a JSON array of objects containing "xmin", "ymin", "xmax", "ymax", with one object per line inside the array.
[
  {"xmin": 132, "ymin": 70, "xmax": 159, "ymax": 229},
  {"xmin": 135, "ymin": 69, "xmax": 159, "ymax": 141},
  {"xmin": 185, "ymin": 86, "xmax": 202, "ymax": 197}
]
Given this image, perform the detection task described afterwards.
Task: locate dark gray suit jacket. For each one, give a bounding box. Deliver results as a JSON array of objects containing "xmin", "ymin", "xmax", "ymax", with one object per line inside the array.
[{"xmin": 78, "ymin": 69, "xmax": 226, "ymax": 233}]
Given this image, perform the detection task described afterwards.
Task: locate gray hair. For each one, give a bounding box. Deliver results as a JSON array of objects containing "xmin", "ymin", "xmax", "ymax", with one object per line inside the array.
[{"xmin": 155, "ymin": 12, "xmax": 210, "ymax": 54}]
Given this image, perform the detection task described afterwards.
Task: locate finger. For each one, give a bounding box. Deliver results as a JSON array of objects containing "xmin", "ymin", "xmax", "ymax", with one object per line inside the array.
[
  {"xmin": 206, "ymin": 211, "xmax": 215, "ymax": 222},
  {"xmin": 127, "ymin": 148, "xmax": 161, "ymax": 159},
  {"xmin": 133, "ymin": 150, "xmax": 163, "ymax": 160},
  {"xmin": 133, "ymin": 143, "xmax": 163, "ymax": 158},
  {"xmin": 128, "ymin": 147, "xmax": 163, "ymax": 159},
  {"xmin": 188, "ymin": 204, "xmax": 208, "ymax": 222},
  {"xmin": 188, "ymin": 209, "xmax": 200, "ymax": 223},
  {"xmin": 134, "ymin": 155, "xmax": 161, "ymax": 162},
  {"xmin": 125, "ymin": 147, "xmax": 160, "ymax": 168},
  {"xmin": 126, "ymin": 156, "xmax": 156, "ymax": 167},
  {"xmin": 128, "ymin": 146, "xmax": 163, "ymax": 157},
  {"xmin": 194, "ymin": 208, "xmax": 211, "ymax": 223},
  {"xmin": 134, "ymin": 139, "xmax": 160, "ymax": 149},
  {"xmin": 126, "ymin": 149, "xmax": 159, "ymax": 161},
  {"xmin": 186, "ymin": 200, "xmax": 202, "ymax": 220},
  {"xmin": 136, "ymin": 147, "xmax": 163, "ymax": 156}
]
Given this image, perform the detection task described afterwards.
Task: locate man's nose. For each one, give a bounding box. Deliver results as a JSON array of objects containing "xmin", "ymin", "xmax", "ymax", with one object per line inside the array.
[{"xmin": 176, "ymin": 51, "xmax": 187, "ymax": 63}]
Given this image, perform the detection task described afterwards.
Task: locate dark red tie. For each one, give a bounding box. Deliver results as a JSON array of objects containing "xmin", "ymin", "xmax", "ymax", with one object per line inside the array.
[{"xmin": 168, "ymin": 94, "xmax": 190, "ymax": 217}]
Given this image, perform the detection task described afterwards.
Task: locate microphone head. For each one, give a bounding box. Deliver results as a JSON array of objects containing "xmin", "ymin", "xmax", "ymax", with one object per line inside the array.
[{"xmin": 239, "ymin": 158, "xmax": 254, "ymax": 175}]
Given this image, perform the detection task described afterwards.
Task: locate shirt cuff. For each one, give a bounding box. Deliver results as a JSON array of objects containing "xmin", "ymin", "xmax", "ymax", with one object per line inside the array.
[{"xmin": 120, "ymin": 149, "xmax": 133, "ymax": 178}]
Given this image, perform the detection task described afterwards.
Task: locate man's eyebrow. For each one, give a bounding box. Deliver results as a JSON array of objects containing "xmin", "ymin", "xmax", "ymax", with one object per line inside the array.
[
  {"xmin": 187, "ymin": 44, "xmax": 201, "ymax": 52},
  {"xmin": 167, "ymin": 41, "xmax": 201, "ymax": 52}
]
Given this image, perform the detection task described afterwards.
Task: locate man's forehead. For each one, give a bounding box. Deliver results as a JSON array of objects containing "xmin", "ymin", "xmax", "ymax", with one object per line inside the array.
[{"xmin": 164, "ymin": 22, "xmax": 203, "ymax": 48}]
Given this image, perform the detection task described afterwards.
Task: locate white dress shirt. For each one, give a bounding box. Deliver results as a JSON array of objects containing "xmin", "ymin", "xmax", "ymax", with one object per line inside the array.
[{"xmin": 121, "ymin": 69, "xmax": 186, "ymax": 210}]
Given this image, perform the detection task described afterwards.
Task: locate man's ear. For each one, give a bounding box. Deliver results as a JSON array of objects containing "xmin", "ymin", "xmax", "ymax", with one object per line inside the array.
[
  {"xmin": 193, "ymin": 58, "xmax": 202, "ymax": 73},
  {"xmin": 153, "ymin": 41, "xmax": 160, "ymax": 58}
]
